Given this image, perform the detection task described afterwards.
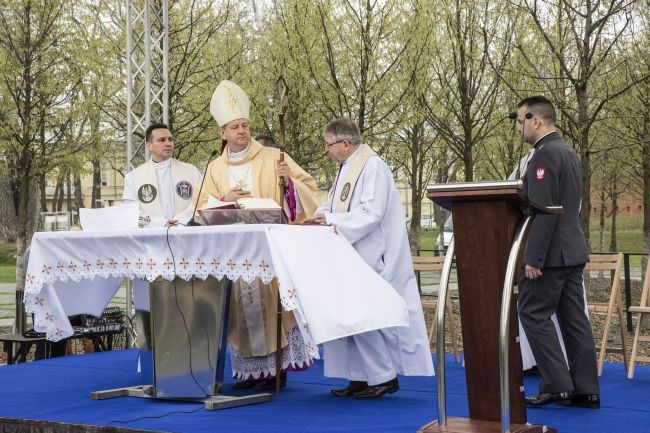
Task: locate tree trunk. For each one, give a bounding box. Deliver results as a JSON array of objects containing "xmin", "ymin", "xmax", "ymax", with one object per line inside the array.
[
  {"xmin": 13, "ymin": 175, "xmax": 41, "ymax": 332},
  {"xmin": 65, "ymin": 172, "xmax": 72, "ymax": 213},
  {"xmin": 91, "ymin": 158, "xmax": 102, "ymax": 208},
  {"xmin": 14, "ymin": 172, "xmax": 30, "ymax": 292},
  {"xmin": 598, "ymin": 189, "xmax": 605, "ymax": 252},
  {"xmin": 74, "ymin": 172, "xmax": 84, "ymax": 210},
  {"xmin": 463, "ymin": 142, "xmax": 473, "ymax": 182},
  {"xmin": 0, "ymin": 172, "xmax": 17, "ymax": 241},
  {"xmin": 39, "ymin": 174, "xmax": 47, "ymax": 211},
  {"xmin": 52, "ymin": 174, "xmax": 63, "ymax": 212},
  {"xmin": 409, "ymin": 166, "xmax": 422, "ymax": 255},
  {"xmin": 580, "ymin": 146, "xmax": 592, "ymax": 251},
  {"xmin": 609, "ymin": 193, "xmax": 618, "ymax": 253},
  {"xmin": 642, "ymin": 112, "xmax": 650, "ymax": 253}
]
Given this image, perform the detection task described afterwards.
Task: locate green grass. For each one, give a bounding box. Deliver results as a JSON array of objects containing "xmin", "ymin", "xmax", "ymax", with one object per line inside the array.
[
  {"xmin": 419, "ymin": 229, "xmax": 438, "ymax": 253},
  {"xmin": 0, "ymin": 265, "xmax": 15, "ymax": 283},
  {"xmin": 417, "ymin": 216, "xmax": 644, "ymax": 263},
  {"xmin": 0, "ymin": 241, "xmax": 16, "ymax": 265},
  {"xmin": 589, "ymin": 231, "xmax": 642, "ymax": 254},
  {"xmin": 595, "ymin": 215, "xmax": 642, "ymax": 231},
  {"xmin": 0, "ymin": 241, "xmax": 18, "ymax": 283}
]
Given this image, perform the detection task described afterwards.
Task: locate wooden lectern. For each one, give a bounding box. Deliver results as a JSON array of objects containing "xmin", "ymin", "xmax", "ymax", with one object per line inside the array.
[{"xmin": 419, "ymin": 181, "xmax": 557, "ymax": 433}]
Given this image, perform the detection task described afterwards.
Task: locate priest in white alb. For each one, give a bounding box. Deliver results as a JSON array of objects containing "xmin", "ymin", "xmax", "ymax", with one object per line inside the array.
[
  {"xmin": 122, "ymin": 123, "xmax": 201, "ymax": 228},
  {"xmin": 303, "ymin": 117, "xmax": 434, "ymax": 399},
  {"xmin": 194, "ymin": 79, "xmax": 321, "ymax": 390},
  {"xmin": 122, "ymin": 123, "xmax": 202, "ymax": 328}
]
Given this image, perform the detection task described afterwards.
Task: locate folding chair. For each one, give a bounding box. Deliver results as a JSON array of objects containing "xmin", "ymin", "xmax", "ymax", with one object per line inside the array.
[
  {"xmin": 584, "ymin": 253, "xmax": 629, "ymax": 376},
  {"xmin": 413, "ymin": 255, "xmax": 460, "ymax": 362},
  {"xmin": 627, "ymin": 259, "xmax": 650, "ymax": 379}
]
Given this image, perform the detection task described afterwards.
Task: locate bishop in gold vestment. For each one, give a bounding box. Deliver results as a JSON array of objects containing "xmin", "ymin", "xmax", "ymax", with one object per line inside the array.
[{"xmin": 196, "ymin": 80, "xmax": 320, "ymax": 389}]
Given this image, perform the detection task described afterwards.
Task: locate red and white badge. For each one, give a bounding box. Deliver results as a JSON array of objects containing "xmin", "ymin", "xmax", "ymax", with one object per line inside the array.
[{"xmin": 536, "ymin": 167, "xmax": 545, "ymax": 180}]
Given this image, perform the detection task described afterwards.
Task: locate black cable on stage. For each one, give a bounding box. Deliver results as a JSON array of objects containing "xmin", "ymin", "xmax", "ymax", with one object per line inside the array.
[
  {"xmin": 104, "ymin": 223, "xmax": 215, "ymax": 429},
  {"xmin": 106, "ymin": 406, "xmax": 204, "ymax": 426},
  {"xmin": 190, "ymin": 278, "xmax": 215, "ymax": 372}
]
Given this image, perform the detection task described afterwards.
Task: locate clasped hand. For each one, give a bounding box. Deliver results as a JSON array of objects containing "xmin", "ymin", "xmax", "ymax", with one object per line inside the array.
[
  {"xmin": 223, "ymin": 187, "xmax": 252, "ymax": 202},
  {"xmin": 302, "ymin": 213, "xmax": 327, "ymax": 225},
  {"xmin": 277, "ymin": 160, "xmax": 291, "ymax": 187},
  {"xmin": 525, "ymin": 264, "xmax": 543, "ymax": 280}
]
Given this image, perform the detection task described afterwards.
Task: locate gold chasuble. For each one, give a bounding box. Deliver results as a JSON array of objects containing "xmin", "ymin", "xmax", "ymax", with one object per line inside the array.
[
  {"xmin": 196, "ymin": 138, "xmax": 320, "ymax": 373},
  {"xmin": 196, "ymin": 139, "xmax": 319, "ymax": 219}
]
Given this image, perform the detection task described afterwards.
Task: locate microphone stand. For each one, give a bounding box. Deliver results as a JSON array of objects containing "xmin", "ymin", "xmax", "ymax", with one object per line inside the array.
[
  {"xmin": 187, "ymin": 149, "xmax": 219, "ymax": 226},
  {"xmin": 514, "ymin": 112, "xmax": 532, "ymax": 180}
]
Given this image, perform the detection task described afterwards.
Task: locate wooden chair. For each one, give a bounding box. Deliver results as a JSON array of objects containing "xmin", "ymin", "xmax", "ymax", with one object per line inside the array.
[
  {"xmin": 413, "ymin": 255, "xmax": 460, "ymax": 362},
  {"xmin": 584, "ymin": 253, "xmax": 629, "ymax": 375},
  {"xmin": 627, "ymin": 260, "xmax": 650, "ymax": 379}
]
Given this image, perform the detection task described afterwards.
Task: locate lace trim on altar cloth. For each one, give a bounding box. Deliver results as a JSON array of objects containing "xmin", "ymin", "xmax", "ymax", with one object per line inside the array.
[
  {"xmin": 24, "ymin": 256, "xmax": 277, "ymax": 295},
  {"xmin": 230, "ymin": 326, "xmax": 314, "ymax": 380}
]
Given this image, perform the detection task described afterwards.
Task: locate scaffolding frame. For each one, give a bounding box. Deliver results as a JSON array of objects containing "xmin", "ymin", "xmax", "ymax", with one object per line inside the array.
[
  {"xmin": 125, "ymin": 0, "xmax": 169, "ymax": 343},
  {"xmin": 126, "ymin": 0, "xmax": 169, "ymax": 171}
]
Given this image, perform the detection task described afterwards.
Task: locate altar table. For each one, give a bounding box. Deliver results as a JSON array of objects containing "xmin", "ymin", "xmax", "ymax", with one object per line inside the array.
[{"xmin": 24, "ymin": 224, "xmax": 410, "ymax": 359}]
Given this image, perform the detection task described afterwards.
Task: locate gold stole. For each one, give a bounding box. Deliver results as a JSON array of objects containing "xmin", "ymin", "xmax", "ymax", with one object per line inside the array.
[{"xmin": 333, "ymin": 144, "xmax": 377, "ymax": 212}]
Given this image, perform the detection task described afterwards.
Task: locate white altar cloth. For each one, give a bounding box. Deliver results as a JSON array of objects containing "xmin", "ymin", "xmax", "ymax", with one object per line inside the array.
[{"xmin": 24, "ymin": 224, "xmax": 409, "ymax": 357}]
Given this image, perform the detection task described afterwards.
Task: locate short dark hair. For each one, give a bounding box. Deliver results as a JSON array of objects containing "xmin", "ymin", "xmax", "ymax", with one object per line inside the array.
[
  {"xmin": 322, "ymin": 117, "xmax": 362, "ymax": 145},
  {"xmin": 145, "ymin": 123, "xmax": 170, "ymax": 143},
  {"xmin": 255, "ymin": 134, "xmax": 276, "ymax": 147},
  {"xmin": 517, "ymin": 96, "xmax": 556, "ymax": 123}
]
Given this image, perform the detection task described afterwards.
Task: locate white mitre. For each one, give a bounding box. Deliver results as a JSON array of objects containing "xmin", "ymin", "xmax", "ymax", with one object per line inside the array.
[{"xmin": 210, "ymin": 80, "xmax": 250, "ymax": 127}]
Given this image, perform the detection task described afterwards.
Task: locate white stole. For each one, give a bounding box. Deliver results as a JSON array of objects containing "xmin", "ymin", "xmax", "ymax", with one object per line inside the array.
[
  {"xmin": 131, "ymin": 159, "xmax": 196, "ymax": 218},
  {"xmin": 332, "ymin": 145, "xmax": 377, "ymax": 213}
]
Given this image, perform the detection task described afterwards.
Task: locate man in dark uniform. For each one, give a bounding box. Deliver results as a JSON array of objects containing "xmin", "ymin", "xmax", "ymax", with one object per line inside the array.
[{"xmin": 516, "ymin": 96, "xmax": 600, "ymax": 409}]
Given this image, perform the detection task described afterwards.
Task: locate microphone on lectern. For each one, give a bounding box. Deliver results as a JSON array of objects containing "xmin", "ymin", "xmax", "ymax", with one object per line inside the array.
[{"xmin": 187, "ymin": 149, "xmax": 219, "ymax": 226}]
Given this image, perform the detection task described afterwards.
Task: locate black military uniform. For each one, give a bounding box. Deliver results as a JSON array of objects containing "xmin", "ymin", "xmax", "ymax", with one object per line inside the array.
[{"xmin": 518, "ymin": 131, "xmax": 599, "ymax": 397}]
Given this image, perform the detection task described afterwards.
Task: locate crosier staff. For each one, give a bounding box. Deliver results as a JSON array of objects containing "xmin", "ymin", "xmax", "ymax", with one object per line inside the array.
[
  {"xmin": 274, "ymin": 76, "xmax": 289, "ymax": 202},
  {"xmin": 273, "ymin": 75, "xmax": 289, "ymax": 395}
]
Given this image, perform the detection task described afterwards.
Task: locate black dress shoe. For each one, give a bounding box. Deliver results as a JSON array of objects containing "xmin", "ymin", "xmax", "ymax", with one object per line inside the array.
[
  {"xmin": 570, "ymin": 393, "xmax": 600, "ymax": 409},
  {"xmin": 353, "ymin": 378, "xmax": 399, "ymax": 399},
  {"xmin": 330, "ymin": 380, "xmax": 368, "ymax": 397},
  {"xmin": 254, "ymin": 372, "xmax": 287, "ymax": 391},
  {"xmin": 233, "ymin": 378, "xmax": 263, "ymax": 390},
  {"xmin": 525, "ymin": 391, "xmax": 571, "ymax": 406}
]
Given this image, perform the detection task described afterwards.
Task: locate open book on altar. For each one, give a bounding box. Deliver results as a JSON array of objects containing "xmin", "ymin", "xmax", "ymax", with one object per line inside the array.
[
  {"xmin": 198, "ymin": 196, "xmax": 288, "ymax": 225},
  {"xmin": 201, "ymin": 196, "xmax": 282, "ymax": 210}
]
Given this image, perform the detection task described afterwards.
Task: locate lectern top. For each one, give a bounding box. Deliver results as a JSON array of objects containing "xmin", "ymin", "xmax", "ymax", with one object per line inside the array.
[
  {"xmin": 426, "ymin": 180, "xmax": 525, "ymax": 211},
  {"xmin": 426, "ymin": 180, "xmax": 523, "ymax": 194}
]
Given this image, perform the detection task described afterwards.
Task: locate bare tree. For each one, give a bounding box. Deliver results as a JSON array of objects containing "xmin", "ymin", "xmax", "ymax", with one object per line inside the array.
[
  {"xmin": 419, "ymin": 0, "xmax": 516, "ymax": 182},
  {"xmin": 0, "ymin": 0, "xmax": 82, "ymax": 297},
  {"xmin": 513, "ymin": 0, "xmax": 649, "ymax": 247}
]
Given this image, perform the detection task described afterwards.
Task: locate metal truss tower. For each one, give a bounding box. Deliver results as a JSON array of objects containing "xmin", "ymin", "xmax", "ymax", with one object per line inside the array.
[
  {"xmin": 124, "ymin": 0, "xmax": 169, "ymax": 344},
  {"xmin": 126, "ymin": 0, "xmax": 169, "ymax": 171}
]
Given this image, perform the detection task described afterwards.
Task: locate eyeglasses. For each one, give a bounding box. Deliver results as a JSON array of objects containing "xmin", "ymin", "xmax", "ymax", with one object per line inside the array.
[{"xmin": 325, "ymin": 139, "xmax": 345, "ymax": 147}]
